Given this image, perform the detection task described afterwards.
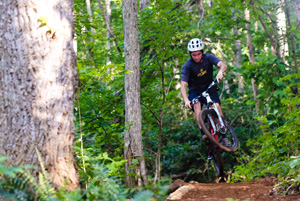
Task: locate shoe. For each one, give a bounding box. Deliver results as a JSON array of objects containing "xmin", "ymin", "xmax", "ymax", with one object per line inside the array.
[
  {"xmin": 221, "ymin": 137, "xmax": 231, "ymax": 147},
  {"xmin": 207, "ymin": 151, "xmax": 213, "ymax": 160}
]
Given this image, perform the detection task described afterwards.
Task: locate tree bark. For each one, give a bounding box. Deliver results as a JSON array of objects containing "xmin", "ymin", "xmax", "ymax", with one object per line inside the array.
[
  {"xmin": 244, "ymin": 7, "xmax": 260, "ymax": 120},
  {"xmin": 140, "ymin": 0, "xmax": 149, "ymax": 9},
  {"xmin": 0, "ymin": 0, "xmax": 79, "ymax": 190},
  {"xmin": 294, "ymin": 0, "xmax": 300, "ymax": 31},
  {"xmin": 276, "ymin": 0, "xmax": 289, "ymax": 61},
  {"xmin": 234, "ymin": 26, "xmax": 243, "ymax": 93},
  {"xmin": 85, "ymin": 0, "xmax": 95, "ymax": 58},
  {"xmin": 251, "ymin": 0, "xmax": 281, "ymax": 59},
  {"xmin": 285, "ymin": 0, "xmax": 298, "ymax": 72},
  {"xmin": 105, "ymin": 0, "xmax": 112, "ymax": 65},
  {"xmin": 197, "ymin": 0, "xmax": 204, "ymax": 28},
  {"xmin": 97, "ymin": 0, "xmax": 122, "ymax": 55},
  {"xmin": 154, "ymin": 61, "xmax": 166, "ymax": 183},
  {"xmin": 123, "ymin": 0, "xmax": 148, "ymax": 187}
]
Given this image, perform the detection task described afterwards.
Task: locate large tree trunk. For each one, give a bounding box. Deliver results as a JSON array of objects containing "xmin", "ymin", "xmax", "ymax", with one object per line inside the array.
[
  {"xmin": 0, "ymin": 0, "xmax": 79, "ymax": 190},
  {"xmin": 123, "ymin": 0, "xmax": 148, "ymax": 187}
]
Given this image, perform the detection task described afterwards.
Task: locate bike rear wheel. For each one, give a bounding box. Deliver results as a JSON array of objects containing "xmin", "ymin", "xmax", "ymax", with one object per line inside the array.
[{"xmin": 199, "ymin": 109, "xmax": 239, "ymax": 152}]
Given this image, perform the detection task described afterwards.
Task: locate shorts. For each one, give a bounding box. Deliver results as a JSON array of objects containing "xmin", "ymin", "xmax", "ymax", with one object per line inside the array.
[{"xmin": 188, "ymin": 89, "xmax": 220, "ymax": 111}]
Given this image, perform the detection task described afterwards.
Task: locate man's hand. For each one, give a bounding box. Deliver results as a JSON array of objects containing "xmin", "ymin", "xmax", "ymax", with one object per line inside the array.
[
  {"xmin": 216, "ymin": 71, "xmax": 224, "ymax": 83},
  {"xmin": 181, "ymin": 81, "xmax": 191, "ymax": 109},
  {"xmin": 216, "ymin": 60, "xmax": 227, "ymax": 82},
  {"xmin": 185, "ymin": 100, "xmax": 192, "ymax": 109}
]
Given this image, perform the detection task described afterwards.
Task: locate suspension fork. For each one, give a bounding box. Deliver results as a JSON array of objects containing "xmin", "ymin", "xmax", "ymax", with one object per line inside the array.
[
  {"xmin": 212, "ymin": 103, "xmax": 226, "ymax": 133},
  {"xmin": 207, "ymin": 103, "xmax": 226, "ymax": 135},
  {"xmin": 207, "ymin": 114, "xmax": 217, "ymax": 135}
]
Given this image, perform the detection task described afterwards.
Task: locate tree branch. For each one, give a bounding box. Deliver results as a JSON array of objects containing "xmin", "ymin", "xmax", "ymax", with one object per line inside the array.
[
  {"xmin": 97, "ymin": 0, "xmax": 122, "ymax": 56},
  {"xmin": 250, "ymin": 0, "xmax": 281, "ymax": 59},
  {"xmin": 141, "ymin": 103, "xmax": 161, "ymax": 125},
  {"xmin": 197, "ymin": 0, "xmax": 204, "ymax": 29}
]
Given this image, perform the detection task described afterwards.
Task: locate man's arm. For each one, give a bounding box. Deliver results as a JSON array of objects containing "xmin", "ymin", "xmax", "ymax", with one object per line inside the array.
[
  {"xmin": 181, "ymin": 81, "xmax": 191, "ymax": 109},
  {"xmin": 216, "ymin": 60, "xmax": 227, "ymax": 82}
]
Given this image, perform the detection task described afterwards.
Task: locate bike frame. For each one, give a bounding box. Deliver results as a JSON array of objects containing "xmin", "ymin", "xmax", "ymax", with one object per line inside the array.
[{"xmin": 192, "ymin": 80, "xmax": 227, "ymax": 136}]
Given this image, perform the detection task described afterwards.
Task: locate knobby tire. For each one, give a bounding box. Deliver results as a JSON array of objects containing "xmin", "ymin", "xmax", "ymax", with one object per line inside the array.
[
  {"xmin": 211, "ymin": 146, "xmax": 224, "ymax": 177},
  {"xmin": 199, "ymin": 109, "xmax": 239, "ymax": 152}
]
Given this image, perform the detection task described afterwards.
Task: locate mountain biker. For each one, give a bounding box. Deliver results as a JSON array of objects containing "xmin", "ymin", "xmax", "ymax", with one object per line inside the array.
[{"xmin": 180, "ymin": 38, "xmax": 230, "ymax": 146}]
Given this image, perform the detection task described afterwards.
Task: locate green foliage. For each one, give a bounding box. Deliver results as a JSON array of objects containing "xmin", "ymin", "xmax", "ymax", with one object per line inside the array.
[
  {"xmin": 71, "ymin": 0, "xmax": 300, "ymax": 192},
  {"xmin": 2, "ymin": 0, "xmax": 300, "ymax": 199},
  {"xmin": 138, "ymin": 0, "xmax": 206, "ymax": 178},
  {"xmin": 0, "ymin": 157, "xmax": 129, "ymax": 201},
  {"xmin": 231, "ymin": 73, "xmax": 300, "ymax": 183},
  {"xmin": 131, "ymin": 190, "xmax": 153, "ymax": 201},
  {"xmin": 82, "ymin": 164, "xmax": 128, "ymax": 201},
  {"xmin": 0, "ymin": 157, "xmax": 34, "ymax": 200},
  {"xmin": 0, "ymin": 157, "xmax": 28, "ymax": 177}
]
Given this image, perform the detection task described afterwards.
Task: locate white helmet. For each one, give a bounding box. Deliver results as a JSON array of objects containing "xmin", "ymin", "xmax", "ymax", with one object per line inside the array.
[{"xmin": 187, "ymin": 38, "xmax": 204, "ymax": 52}]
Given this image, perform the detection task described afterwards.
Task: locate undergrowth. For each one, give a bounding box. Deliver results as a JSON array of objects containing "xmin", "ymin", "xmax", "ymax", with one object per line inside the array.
[
  {"xmin": 230, "ymin": 73, "xmax": 300, "ymax": 194},
  {"xmin": 0, "ymin": 154, "xmax": 169, "ymax": 201}
]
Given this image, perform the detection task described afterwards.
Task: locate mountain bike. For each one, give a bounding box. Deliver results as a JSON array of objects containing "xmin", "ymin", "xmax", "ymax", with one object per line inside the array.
[{"xmin": 191, "ymin": 79, "xmax": 239, "ymax": 178}]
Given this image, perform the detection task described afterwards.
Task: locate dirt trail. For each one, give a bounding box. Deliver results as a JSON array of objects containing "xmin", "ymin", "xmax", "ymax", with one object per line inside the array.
[{"xmin": 166, "ymin": 177, "xmax": 300, "ymax": 201}]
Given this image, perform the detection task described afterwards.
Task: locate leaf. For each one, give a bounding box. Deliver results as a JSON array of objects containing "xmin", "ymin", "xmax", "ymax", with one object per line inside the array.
[
  {"xmin": 289, "ymin": 157, "xmax": 300, "ymax": 168},
  {"xmin": 246, "ymin": 100, "xmax": 255, "ymax": 105},
  {"xmin": 38, "ymin": 16, "xmax": 49, "ymax": 27},
  {"xmin": 131, "ymin": 190, "xmax": 153, "ymax": 201}
]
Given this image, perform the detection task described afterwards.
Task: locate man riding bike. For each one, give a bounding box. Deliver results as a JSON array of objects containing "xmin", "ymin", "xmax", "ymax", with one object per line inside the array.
[{"xmin": 180, "ymin": 38, "xmax": 230, "ymax": 147}]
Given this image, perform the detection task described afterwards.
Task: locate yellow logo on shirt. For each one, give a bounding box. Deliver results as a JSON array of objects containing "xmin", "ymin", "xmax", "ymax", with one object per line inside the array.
[{"xmin": 197, "ymin": 69, "xmax": 207, "ymax": 77}]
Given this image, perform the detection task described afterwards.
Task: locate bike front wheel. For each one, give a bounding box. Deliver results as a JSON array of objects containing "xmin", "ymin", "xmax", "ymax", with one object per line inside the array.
[
  {"xmin": 210, "ymin": 146, "xmax": 224, "ymax": 178},
  {"xmin": 199, "ymin": 109, "xmax": 239, "ymax": 152}
]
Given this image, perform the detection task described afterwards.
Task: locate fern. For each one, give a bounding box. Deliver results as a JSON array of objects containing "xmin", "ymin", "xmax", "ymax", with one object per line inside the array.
[
  {"xmin": 0, "ymin": 157, "xmax": 34, "ymax": 200},
  {"xmin": 20, "ymin": 148, "xmax": 57, "ymax": 200},
  {"xmin": 131, "ymin": 190, "xmax": 153, "ymax": 201}
]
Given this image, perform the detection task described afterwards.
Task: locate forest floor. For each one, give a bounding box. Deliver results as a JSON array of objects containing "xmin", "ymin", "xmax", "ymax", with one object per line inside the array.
[{"xmin": 166, "ymin": 177, "xmax": 300, "ymax": 201}]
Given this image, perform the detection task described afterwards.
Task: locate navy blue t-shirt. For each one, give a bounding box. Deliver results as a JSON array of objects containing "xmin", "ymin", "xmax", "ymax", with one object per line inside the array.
[{"xmin": 181, "ymin": 53, "xmax": 220, "ymax": 93}]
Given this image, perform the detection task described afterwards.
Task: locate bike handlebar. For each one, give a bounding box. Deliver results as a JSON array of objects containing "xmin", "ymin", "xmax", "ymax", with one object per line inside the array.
[{"xmin": 191, "ymin": 78, "xmax": 219, "ymax": 106}]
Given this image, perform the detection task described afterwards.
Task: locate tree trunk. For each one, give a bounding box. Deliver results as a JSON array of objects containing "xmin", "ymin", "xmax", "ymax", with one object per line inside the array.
[
  {"xmin": 0, "ymin": 0, "xmax": 79, "ymax": 190},
  {"xmin": 285, "ymin": 0, "xmax": 298, "ymax": 72},
  {"xmin": 197, "ymin": 0, "xmax": 204, "ymax": 28},
  {"xmin": 234, "ymin": 26, "xmax": 244, "ymax": 93},
  {"xmin": 244, "ymin": 7, "xmax": 260, "ymax": 119},
  {"xmin": 293, "ymin": 0, "xmax": 300, "ymax": 72},
  {"xmin": 105, "ymin": 0, "xmax": 112, "ymax": 65},
  {"xmin": 276, "ymin": 0, "xmax": 289, "ymax": 61},
  {"xmin": 85, "ymin": 0, "xmax": 96, "ymax": 59},
  {"xmin": 123, "ymin": 0, "xmax": 148, "ymax": 187},
  {"xmin": 85, "ymin": 0, "xmax": 95, "ymax": 41},
  {"xmin": 250, "ymin": 0, "xmax": 281, "ymax": 59},
  {"xmin": 97, "ymin": 0, "xmax": 122, "ymax": 56},
  {"xmin": 294, "ymin": 0, "xmax": 300, "ymax": 33},
  {"xmin": 140, "ymin": 0, "xmax": 149, "ymax": 9},
  {"xmin": 154, "ymin": 61, "xmax": 166, "ymax": 183}
]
